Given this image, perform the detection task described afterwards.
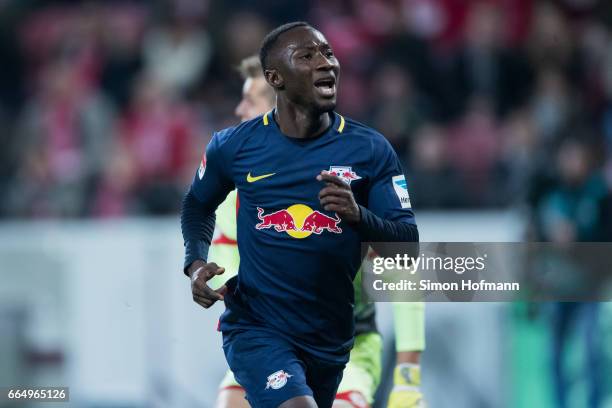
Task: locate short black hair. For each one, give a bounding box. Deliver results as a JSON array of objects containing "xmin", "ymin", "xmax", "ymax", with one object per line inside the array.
[{"xmin": 259, "ymin": 21, "xmax": 312, "ymax": 71}]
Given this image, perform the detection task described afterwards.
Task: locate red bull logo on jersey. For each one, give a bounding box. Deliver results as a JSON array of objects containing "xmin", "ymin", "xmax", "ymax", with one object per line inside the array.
[
  {"xmin": 255, "ymin": 204, "xmax": 342, "ymax": 238},
  {"xmin": 255, "ymin": 208, "xmax": 297, "ymax": 232},
  {"xmin": 301, "ymin": 210, "xmax": 342, "ymax": 234},
  {"xmin": 327, "ymin": 166, "xmax": 361, "ymax": 185},
  {"xmin": 265, "ymin": 370, "xmax": 292, "ymax": 390}
]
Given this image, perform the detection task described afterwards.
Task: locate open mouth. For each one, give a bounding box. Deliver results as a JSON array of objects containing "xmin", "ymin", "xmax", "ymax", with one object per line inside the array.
[{"xmin": 314, "ymin": 77, "xmax": 336, "ymax": 98}]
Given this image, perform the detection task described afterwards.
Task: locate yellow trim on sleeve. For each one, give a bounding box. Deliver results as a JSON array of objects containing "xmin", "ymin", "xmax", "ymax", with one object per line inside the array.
[{"xmin": 337, "ymin": 114, "xmax": 345, "ymax": 133}]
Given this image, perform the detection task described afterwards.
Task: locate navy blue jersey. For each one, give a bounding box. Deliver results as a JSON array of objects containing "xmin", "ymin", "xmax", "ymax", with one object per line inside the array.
[{"xmin": 189, "ymin": 110, "xmax": 416, "ymax": 361}]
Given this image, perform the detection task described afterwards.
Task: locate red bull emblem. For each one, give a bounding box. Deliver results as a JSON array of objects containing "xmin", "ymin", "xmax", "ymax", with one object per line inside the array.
[
  {"xmin": 327, "ymin": 166, "xmax": 361, "ymax": 185},
  {"xmin": 255, "ymin": 204, "xmax": 342, "ymax": 238},
  {"xmin": 302, "ymin": 211, "xmax": 342, "ymax": 234},
  {"xmin": 255, "ymin": 208, "xmax": 297, "ymax": 232}
]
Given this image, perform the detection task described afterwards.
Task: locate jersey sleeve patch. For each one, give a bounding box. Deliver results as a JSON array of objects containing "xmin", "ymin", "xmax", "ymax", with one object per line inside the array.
[
  {"xmin": 392, "ymin": 175, "xmax": 411, "ymax": 209},
  {"xmin": 198, "ymin": 154, "xmax": 206, "ymax": 179}
]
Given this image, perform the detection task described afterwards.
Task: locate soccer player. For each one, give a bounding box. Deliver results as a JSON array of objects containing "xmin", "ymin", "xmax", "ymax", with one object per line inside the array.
[
  {"xmin": 181, "ymin": 22, "xmax": 418, "ymax": 408},
  {"xmin": 211, "ymin": 56, "xmax": 426, "ymax": 408}
]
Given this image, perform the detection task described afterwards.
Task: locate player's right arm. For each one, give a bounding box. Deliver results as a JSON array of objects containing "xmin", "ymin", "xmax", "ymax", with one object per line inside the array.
[{"xmin": 181, "ymin": 132, "xmax": 234, "ymax": 308}]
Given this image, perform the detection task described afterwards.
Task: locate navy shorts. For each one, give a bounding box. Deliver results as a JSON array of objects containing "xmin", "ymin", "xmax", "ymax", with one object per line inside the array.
[{"xmin": 222, "ymin": 327, "xmax": 346, "ymax": 408}]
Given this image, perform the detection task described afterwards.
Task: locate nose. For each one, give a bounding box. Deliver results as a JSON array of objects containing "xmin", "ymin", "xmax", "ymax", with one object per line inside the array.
[
  {"xmin": 235, "ymin": 100, "xmax": 246, "ymax": 119},
  {"xmin": 315, "ymin": 52, "xmax": 335, "ymax": 71}
]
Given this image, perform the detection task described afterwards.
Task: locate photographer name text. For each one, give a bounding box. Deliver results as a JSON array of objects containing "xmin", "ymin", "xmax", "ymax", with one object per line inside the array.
[{"xmin": 372, "ymin": 279, "xmax": 520, "ymax": 292}]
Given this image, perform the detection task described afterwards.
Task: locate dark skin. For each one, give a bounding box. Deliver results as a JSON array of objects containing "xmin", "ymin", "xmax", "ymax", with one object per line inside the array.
[
  {"xmin": 188, "ymin": 26, "xmax": 361, "ymax": 408},
  {"xmin": 317, "ymin": 171, "xmax": 360, "ymax": 223},
  {"xmin": 265, "ymin": 26, "xmax": 339, "ymax": 139},
  {"xmin": 279, "ymin": 396, "xmax": 317, "ymax": 408},
  {"xmin": 188, "ymin": 259, "xmax": 226, "ymax": 308}
]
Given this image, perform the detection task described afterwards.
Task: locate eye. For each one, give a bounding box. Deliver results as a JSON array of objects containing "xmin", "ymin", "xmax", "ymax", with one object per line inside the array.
[
  {"xmin": 300, "ymin": 53, "xmax": 312, "ymax": 60},
  {"xmin": 324, "ymin": 49, "xmax": 334, "ymax": 58}
]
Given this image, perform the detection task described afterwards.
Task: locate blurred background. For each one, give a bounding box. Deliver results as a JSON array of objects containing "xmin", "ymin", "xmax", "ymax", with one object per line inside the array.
[{"xmin": 1, "ymin": 0, "xmax": 612, "ymax": 407}]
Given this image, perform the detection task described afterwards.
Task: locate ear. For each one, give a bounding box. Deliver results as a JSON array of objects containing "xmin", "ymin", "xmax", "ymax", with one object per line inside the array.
[{"xmin": 264, "ymin": 69, "xmax": 284, "ymax": 90}]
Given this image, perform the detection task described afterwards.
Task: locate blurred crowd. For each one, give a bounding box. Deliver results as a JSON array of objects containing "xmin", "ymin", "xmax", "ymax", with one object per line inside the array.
[{"xmin": 1, "ymin": 0, "xmax": 612, "ymax": 217}]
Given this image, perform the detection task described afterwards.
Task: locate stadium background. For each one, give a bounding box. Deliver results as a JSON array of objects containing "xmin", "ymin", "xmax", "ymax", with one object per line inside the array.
[{"xmin": 0, "ymin": 0, "xmax": 611, "ymax": 407}]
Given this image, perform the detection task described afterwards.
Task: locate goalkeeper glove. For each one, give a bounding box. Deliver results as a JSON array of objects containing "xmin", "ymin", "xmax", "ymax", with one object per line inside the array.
[{"xmin": 387, "ymin": 363, "xmax": 425, "ymax": 408}]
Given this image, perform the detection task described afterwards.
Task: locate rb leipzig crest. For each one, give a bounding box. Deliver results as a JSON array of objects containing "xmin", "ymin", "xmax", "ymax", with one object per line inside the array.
[
  {"xmin": 327, "ymin": 166, "xmax": 361, "ymax": 185},
  {"xmin": 265, "ymin": 370, "xmax": 292, "ymax": 390}
]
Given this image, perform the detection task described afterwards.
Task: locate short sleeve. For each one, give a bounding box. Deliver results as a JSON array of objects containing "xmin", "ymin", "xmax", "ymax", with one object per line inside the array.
[
  {"xmin": 213, "ymin": 189, "xmax": 238, "ymax": 240},
  {"xmin": 367, "ymin": 138, "xmax": 416, "ymax": 224}
]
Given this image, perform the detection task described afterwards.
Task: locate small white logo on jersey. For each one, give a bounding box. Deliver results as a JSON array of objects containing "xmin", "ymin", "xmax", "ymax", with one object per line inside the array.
[
  {"xmin": 392, "ymin": 175, "xmax": 411, "ymax": 208},
  {"xmin": 265, "ymin": 370, "xmax": 292, "ymax": 390},
  {"xmin": 198, "ymin": 159, "xmax": 206, "ymax": 180},
  {"xmin": 327, "ymin": 166, "xmax": 362, "ymax": 185}
]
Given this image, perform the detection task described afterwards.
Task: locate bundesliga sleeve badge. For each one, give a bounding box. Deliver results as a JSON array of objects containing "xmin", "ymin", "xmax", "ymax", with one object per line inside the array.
[
  {"xmin": 392, "ymin": 175, "xmax": 411, "ymax": 208},
  {"xmin": 198, "ymin": 155, "xmax": 206, "ymax": 179}
]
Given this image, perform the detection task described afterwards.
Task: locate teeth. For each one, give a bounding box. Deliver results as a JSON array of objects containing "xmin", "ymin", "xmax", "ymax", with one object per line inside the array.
[{"xmin": 318, "ymin": 85, "xmax": 334, "ymax": 96}]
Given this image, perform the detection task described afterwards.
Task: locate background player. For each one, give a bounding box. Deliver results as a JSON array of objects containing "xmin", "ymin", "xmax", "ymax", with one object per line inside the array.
[
  {"xmin": 204, "ymin": 49, "xmax": 424, "ymax": 408},
  {"xmin": 183, "ymin": 24, "xmax": 417, "ymax": 407}
]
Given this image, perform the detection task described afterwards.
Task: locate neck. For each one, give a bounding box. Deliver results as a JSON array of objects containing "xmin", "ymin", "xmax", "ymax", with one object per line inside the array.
[{"xmin": 275, "ymin": 97, "xmax": 332, "ymax": 139}]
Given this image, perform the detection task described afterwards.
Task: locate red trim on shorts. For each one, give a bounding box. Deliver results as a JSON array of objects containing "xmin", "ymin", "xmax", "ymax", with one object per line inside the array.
[
  {"xmin": 335, "ymin": 391, "xmax": 370, "ymax": 408},
  {"xmin": 220, "ymin": 385, "xmax": 244, "ymax": 391}
]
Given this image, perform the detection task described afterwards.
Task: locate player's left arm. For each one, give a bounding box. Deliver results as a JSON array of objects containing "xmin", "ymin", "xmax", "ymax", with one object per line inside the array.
[{"xmin": 317, "ymin": 137, "xmax": 418, "ymax": 243}]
